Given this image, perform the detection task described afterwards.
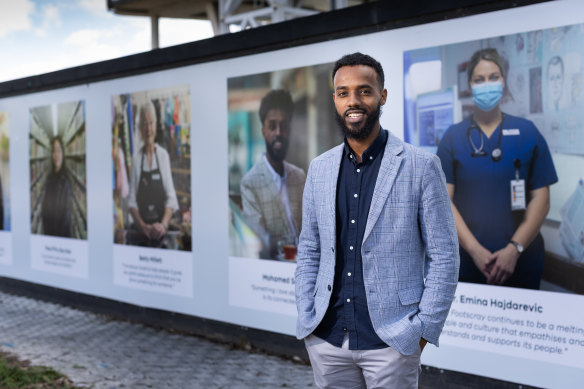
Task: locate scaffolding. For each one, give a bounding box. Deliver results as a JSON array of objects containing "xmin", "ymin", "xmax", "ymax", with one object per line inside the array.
[{"xmin": 108, "ymin": 0, "xmax": 357, "ymax": 48}]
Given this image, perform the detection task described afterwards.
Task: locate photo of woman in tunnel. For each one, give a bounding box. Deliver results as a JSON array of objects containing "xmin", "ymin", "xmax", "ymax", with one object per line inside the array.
[
  {"xmin": 437, "ymin": 48, "xmax": 558, "ymax": 289},
  {"xmin": 41, "ymin": 136, "xmax": 73, "ymax": 237},
  {"xmin": 30, "ymin": 101, "xmax": 87, "ymax": 240}
]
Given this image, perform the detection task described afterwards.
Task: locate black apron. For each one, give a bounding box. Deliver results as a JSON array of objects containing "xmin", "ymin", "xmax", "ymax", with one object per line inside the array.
[{"xmin": 136, "ymin": 149, "xmax": 166, "ymax": 225}]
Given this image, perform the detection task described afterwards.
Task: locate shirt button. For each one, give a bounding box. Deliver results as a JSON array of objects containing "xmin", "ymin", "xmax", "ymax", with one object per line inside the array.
[
  {"xmin": 328, "ymin": 285, "xmax": 332, "ymax": 291},
  {"xmin": 351, "ymin": 219, "xmax": 355, "ymax": 224},
  {"xmin": 354, "ymin": 194, "xmax": 358, "ymax": 198},
  {"xmin": 349, "ymin": 246, "xmax": 354, "ymax": 251},
  {"xmin": 369, "ymin": 156, "xmax": 373, "ymax": 160},
  {"xmin": 343, "ymin": 327, "xmax": 347, "ymax": 331},
  {"xmin": 346, "ymin": 298, "xmax": 351, "ymax": 303},
  {"xmin": 356, "ymin": 169, "xmax": 360, "ymax": 173},
  {"xmin": 347, "ymin": 272, "xmax": 352, "ymax": 276}
]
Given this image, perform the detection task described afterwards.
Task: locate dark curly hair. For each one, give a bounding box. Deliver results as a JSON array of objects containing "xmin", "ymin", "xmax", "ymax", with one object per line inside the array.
[
  {"xmin": 259, "ymin": 89, "xmax": 294, "ymax": 123},
  {"xmin": 332, "ymin": 52, "xmax": 385, "ymax": 89}
]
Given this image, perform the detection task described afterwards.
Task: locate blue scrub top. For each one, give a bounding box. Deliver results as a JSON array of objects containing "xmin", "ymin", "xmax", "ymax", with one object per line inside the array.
[{"xmin": 437, "ymin": 113, "xmax": 558, "ymax": 289}]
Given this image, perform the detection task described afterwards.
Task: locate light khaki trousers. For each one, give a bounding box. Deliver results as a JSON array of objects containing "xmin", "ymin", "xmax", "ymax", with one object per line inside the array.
[{"xmin": 304, "ymin": 334, "xmax": 421, "ymax": 389}]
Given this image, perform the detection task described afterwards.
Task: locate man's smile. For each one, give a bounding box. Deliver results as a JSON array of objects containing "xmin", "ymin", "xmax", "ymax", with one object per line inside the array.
[
  {"xmin": 346, "ymin": 109, "xmax": 365, "ymax": 124},
  {"xmin": 272, "ymin": 138, "xmax": 284, "ymax": 149}
]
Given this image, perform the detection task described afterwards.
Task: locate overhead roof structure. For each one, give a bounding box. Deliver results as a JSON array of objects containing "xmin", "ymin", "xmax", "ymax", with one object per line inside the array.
[{"xmin": 107, "ymin": 0, "xmax": 367, "ymax": 48}]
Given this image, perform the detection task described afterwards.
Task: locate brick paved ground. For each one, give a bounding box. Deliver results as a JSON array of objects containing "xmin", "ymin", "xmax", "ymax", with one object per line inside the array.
[{"xmin": 0, "ymin": 291, "xmax": 315, "ymax": 389}]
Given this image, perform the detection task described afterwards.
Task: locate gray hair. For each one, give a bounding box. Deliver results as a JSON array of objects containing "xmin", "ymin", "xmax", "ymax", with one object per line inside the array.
[{"xmin": 138, "ymin": 100, "xmax": 157, "ymax": 134}]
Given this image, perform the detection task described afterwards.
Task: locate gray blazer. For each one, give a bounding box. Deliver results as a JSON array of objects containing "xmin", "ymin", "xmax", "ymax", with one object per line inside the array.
[
  {"xmin": 295, "ymin": 131, "xmax": 459, "ymax": 355},
  {"xmin": 241, "ymin": 157, "xmax": 306, "ymax": 258}
]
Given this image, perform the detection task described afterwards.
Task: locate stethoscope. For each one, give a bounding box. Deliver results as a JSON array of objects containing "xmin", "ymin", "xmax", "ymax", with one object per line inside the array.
[{"xmin": 466, "ymin": 114, "xmax": 504, "ymax": 162}]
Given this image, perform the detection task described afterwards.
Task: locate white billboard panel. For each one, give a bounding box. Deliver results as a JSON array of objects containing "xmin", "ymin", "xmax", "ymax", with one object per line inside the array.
[{"xmin": 0, "ymin": 1, "xmax": 583, "ymax": 387}]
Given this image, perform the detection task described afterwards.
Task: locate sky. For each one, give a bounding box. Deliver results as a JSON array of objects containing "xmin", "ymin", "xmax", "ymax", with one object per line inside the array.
[{"xmin": 0, "ymin": 0, "xmax": 214, "ymax": 83}]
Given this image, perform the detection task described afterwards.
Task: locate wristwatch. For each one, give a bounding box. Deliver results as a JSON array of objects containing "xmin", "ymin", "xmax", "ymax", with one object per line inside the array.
[{"xmin": 510, "ymin": 240, "xmax": 524, "ymax": 254}]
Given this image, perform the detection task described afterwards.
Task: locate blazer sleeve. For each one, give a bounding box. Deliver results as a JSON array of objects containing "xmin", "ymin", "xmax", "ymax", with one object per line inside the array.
[
  {"xmin": 295, "ymin": 160, "xmax": 321, "ymax": 313},
  {"xmin": 417, "ymin": 153, "xmax": 460, "ymax": 345},
  {"xmin": 240, "ymin": 174, "xmax": 269, "ymax": 248}
]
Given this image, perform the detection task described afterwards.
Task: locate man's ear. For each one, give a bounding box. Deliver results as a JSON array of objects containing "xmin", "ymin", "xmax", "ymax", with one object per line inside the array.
[{"xmin": 380, "ymin": 88, "xmax": 388, "ymax": 106}]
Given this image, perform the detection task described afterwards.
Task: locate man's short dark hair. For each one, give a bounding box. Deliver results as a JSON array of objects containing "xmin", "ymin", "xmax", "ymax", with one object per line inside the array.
[
  {"xmin": 332, "ymin": 52, "xmax": 385, "ymax": 89},
  {"xmin": 259, "ymin": 89, "xmax": 294, "ymax": 123}
]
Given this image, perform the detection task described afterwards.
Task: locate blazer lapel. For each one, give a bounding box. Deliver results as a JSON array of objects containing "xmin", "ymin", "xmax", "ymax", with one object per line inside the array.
[
  {"xmin": 363, "ymin": 132, "xmax": 404, "ymax": 244},
  {"xmin": 325, "ymin": 145, "xmax": 343, "ymax": 243},
  {"xmin": 259, "ymin": 158, "xmax": 288, "ymax": 224}
]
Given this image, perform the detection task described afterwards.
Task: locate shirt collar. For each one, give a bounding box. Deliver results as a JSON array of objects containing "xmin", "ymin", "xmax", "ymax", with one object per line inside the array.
[
  {"xmin": 263, "ymin": 154, "xmax": 286, "ymax": 185},
  {"xmin": 343, "ymin": 128, "xmax": 388, "ymax": 163}
]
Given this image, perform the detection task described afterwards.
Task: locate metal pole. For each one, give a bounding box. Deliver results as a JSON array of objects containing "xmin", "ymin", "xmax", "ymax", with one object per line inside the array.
[
  {"xmin": 206, "ymin": 3, "xmax": 220, "ymax": 36},
  {"xmin": 151, "ymin": 15, "xmax": 159, "ymax": 49}
]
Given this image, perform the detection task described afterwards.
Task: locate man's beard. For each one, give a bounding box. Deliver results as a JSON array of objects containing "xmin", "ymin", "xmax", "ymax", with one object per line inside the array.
[
  {"xmin": 335, "ymin": 104, "xmax": 381, "ymax": 141},
  {"xmin": 265, "ymin": 137, "xmax": 289, "ymax": 164}
]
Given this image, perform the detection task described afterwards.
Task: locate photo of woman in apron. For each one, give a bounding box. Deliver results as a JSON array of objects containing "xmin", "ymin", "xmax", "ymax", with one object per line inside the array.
[{"xmin": 128, "ymin": 101, "xmax": 179, "ymax": 247}]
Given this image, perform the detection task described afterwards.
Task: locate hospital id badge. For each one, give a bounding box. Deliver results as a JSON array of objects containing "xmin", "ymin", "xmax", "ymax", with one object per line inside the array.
[{"xmin": 511, "ymin": 179, "xmax": 526, "ymax": 211}]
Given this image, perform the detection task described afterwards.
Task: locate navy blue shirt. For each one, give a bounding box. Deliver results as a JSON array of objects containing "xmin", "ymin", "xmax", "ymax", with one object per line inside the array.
[
  {"xmin": 437, "ymin": 113, "xmax": 558, "ymax": 289},
  {"xmin": 314, "ymin": 128, "xmax": 388, "ymax": 350}
]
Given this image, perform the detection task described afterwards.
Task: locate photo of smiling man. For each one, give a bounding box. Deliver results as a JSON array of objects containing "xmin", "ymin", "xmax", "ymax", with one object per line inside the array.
[
  {"xmin": 227, "ymin": 63, "xmax": 338, "ymax": 263},
  {"xmin": 240, "ymin": 90, "xmax": 305, "ymax": 259}
]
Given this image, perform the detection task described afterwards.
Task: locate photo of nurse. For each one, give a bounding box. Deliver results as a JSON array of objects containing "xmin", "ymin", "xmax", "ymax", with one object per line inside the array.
[{"xmin": 437, "ymin": 48, "xmax": 558, "ymax": 289}]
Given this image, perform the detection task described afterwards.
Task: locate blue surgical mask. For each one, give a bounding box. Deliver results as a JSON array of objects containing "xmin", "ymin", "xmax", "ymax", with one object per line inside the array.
[{"xmin": 472, "ymin": 81, "xmax": 503, "ymax": 112}]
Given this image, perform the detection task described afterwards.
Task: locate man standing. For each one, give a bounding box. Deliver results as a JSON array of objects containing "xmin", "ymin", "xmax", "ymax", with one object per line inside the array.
[
  {"xmin": 295, "ymin": 53, "xmax": 459, "ymax": 388},
  {"xmin": 241, "ymin": 89, "xmax": 306, "ymax": 259}
]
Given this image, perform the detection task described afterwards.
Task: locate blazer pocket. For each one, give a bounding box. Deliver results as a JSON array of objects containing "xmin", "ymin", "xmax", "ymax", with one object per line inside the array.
[{"xmin": 397, "ymin": 287, "xmax": 423, "ymax": 305}]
